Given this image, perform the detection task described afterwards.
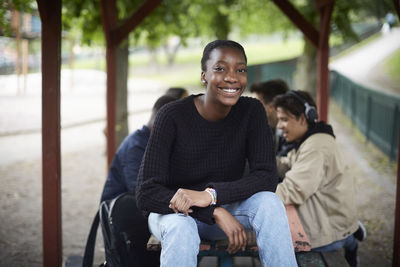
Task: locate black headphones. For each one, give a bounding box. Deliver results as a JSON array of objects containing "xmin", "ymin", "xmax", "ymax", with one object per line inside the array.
[{"xmin": 287, "ymin": 91, "xmax": 318, "ymax": 123}]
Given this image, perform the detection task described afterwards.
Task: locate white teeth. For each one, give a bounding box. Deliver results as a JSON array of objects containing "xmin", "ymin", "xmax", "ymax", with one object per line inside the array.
[{"xmin": 222, "ymin": 88, "xmax": 237, "ymax": 93}]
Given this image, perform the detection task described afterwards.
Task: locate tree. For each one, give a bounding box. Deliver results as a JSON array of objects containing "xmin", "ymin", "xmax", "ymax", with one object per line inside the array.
[
  {"xmin": 292, "ymin": 0, "xmax": 395, "ymax": 97},
  {"xmin": 0, "ymin": 0, "xmax": 34, "ymax": 35},
  {"xmin": 4, "ymin": 0, "xmax": 396, "ymax": 144}
]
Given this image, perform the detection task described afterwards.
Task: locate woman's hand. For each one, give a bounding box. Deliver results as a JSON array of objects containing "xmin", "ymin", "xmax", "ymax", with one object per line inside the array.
[
  {"xmin": 213, "ymin": 207, "xmax": 247, "ymax": 254},
  {"xmin": 169, "ymin": 188, "xmax": 212, "ymax": 215}
]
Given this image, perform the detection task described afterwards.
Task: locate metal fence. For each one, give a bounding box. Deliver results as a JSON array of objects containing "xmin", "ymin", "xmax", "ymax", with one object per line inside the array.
[
  {"xmin": 330, "ymin": 70, "xmax": 399, "ymax": 161},
  {"xmin": 247, "ymin": 58, "xmax": 297, "ymax": 90}
]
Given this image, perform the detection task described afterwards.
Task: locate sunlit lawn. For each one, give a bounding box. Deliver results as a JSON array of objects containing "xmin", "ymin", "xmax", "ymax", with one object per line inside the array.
[
  {"xmin": 385, "ymin": 48, "xmax": 400, "ymax": 84},
  {"xmin": 129, "ymin": 39, "xmax": 304, "ymax": 87},
  {"xmin": 64, "ymin": 38, "xmax": 304, "ymax": 87}
]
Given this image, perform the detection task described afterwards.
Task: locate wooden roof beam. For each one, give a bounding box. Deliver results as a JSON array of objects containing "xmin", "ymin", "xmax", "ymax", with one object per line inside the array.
[
  {"xmin": 316, "ymin": 1, "xmax": 334, "ymax": 122},
  {"xmin": 112, "ymin": 0, "xmax": 162, "ymax": 47},
  {"xmin": 100, "ymin": 0, "xmax": 117, "ymax": 47},
  {"xmin": 315, "ymin": 0, "xmax": 335, "ymax": 9},
  {"xmin": 100, "ymin": 0, "xmax": 162, "ymax": 167},
  {"xmin": 394, "ymin": 0, "xmax": 400, "ymax": 20},
  {"xmin": 271, "ymin": 0, "xmax": 319, "ymax": 47}
]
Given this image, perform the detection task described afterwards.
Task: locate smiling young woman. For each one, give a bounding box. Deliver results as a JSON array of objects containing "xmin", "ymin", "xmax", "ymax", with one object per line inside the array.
[{"xmin": 136, "ymin": 40, "xmax": 297, "ymax": 267}]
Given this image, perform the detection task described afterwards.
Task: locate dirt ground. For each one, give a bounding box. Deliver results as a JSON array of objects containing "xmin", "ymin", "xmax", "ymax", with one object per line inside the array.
[{"xmin": 329, "ymin": 102, "xmax": 396, "ymax": 267}]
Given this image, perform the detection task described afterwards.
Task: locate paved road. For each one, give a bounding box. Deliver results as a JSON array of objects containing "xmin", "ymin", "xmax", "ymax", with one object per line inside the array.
[{"xmin": 330, "ymin": 27, "xmax": 400, "ymax": 94}]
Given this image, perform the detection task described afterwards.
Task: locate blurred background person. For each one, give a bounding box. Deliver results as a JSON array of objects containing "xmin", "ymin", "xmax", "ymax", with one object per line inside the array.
[
  {"xmin": 165, "ymin": 87, "xmax": 189, "ymax": 99},
  {"xmin": 249, "ymin": 79, "xmax": 294, "ymax": 156},
  {"xmin": 100, "ymin": 88, "xmax": 188, "ymax": 266}
]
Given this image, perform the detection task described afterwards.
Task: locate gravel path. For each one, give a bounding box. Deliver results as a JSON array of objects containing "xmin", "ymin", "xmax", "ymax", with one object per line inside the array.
[{"xmin": 330, "ymin": 27, "xmax": 400, "ymax": 94}]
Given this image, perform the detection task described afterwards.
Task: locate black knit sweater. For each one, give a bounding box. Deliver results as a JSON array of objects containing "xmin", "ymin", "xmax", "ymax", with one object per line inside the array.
[{"xmin": 136, "ymin": 94, "xmax": 278, "ymax": 224}]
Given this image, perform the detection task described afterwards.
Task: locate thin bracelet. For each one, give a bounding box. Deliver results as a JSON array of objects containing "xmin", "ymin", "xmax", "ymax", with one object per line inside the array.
[{"xmin": 205, "ymin": 187, "xmax": 217, "ymax": 206}]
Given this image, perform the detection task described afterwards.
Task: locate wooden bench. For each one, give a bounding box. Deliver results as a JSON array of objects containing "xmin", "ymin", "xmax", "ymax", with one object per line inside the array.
[{"xmin": 147, "ymin": 205, "xmax": 335, "ymax": 267}]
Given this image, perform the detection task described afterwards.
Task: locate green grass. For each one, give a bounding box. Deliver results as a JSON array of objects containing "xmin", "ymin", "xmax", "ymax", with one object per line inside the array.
[
  {"xmin": 62, "ymin": 39, "xmax": 304, "ymax": 87},
  {"xmin": 132, "ymin": 63, "xmax": 201, "ymax": 87},
  {"xmin": 384, "ymin": 48, "xmax": 400, "ymax": 84},
  {"xmin": 245, "ymin": 40, "xmax": 304, "ymax": 65},
  {"xmin": 129, "ymin": 39, "xmax": 304, "ymax": 86},
  {"xmin": 62, "ymin": 58, "xmax": 106, "ymax": 71}
]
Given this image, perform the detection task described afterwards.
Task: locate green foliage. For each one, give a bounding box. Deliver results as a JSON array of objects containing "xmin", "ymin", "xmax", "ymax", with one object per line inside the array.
[
  {"xmin": 232, "ymin": 0, "xmax": 296, "ymax": 36},
  {"xmin": 62, "ymin": 0, "xmax": 104, "ymax": 45},
  {"xmin": 3, "ymin": 0, "xmax": 397, "ymax": 55},
  {"xmin": 0, "ymin": 0, "xmax": 34, "ymax": 35},
  {"xmin": 129, "ymin": 0, "xmax": 195, "ymax": 48}
]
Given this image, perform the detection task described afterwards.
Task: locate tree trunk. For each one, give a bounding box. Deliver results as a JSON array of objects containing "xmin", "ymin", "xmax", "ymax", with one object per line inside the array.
[
  {"xmin": 164, "ymin": 37, "xmax": 180, "ymax": 66},
  {"xmin": 293, "ymin": 38, "xmax": 317, "ymax": 99},
  {"xmin": 115, "ymin": 40, "xmax": 129, "ymax": 147},
  {"xmin": 148, "ymin": 47, "xmax": 158, "ymax": 68},
  {"xmin": 68, "ymin": 37, "xmax": 75, "ymax": 90},
  {"xmin": 12, "ymin": 10, "xmax": 22, "ymax": 94},
  {"xmin": 213, "ymin": 0, "xmax": 234, "ymax": 40},
  {"xmin": 214, "ymin": 13, "xmax": 230, "ymax": 40}
]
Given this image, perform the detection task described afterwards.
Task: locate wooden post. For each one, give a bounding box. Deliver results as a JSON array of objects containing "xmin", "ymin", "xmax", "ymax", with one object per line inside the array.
[
  {"xmin": 271, "ymin": 0, "xmax": 334, "ymax": 122},
  {"xmin": 316, "ymin": 1, "xmax": 334, "ymax": 122},
  {"xmin": 393, "ymin": 0, "xmax": 400, "ymax": 20},
  {"xmin": 105, "ymin": 45, "xmax": 117, "ymax": 167},
  {"xmin": 101, "ymin": 0, "xmax": 118, "ymax": 168},
  {"xmin": 271, "ymin": 0, "xmax": 319, "ymax": 47},
  {"xmin": 37, "ymin": 0, "xmax": 62, "ymax": 266},
  {"xmin": 100, "ymin": 0, "xmax": 162, "ymax": 168}
]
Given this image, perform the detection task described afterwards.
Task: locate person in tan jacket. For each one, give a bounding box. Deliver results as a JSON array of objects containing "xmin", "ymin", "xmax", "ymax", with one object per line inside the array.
[{"xmin": 274, "ymin": 90, "xmax": 364, "ymax": 267}]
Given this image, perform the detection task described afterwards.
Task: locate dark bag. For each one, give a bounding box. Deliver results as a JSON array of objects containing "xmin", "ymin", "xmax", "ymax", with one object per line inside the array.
[{"xmin": 82, "ymin": 193, "xmax": 138, "ymax": 267}]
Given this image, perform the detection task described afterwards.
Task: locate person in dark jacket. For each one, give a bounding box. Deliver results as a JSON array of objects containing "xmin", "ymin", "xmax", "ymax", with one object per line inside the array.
[
  {"xmin": 100, "ymin": 93, "xmax": 184, "ymax": 266},
  {"xmin": 101, "ymin": 94, "xmax": 180, "ymax": 202},
  {"xmin": 136, "ymin": 40, "xmax": 297, "ymax": 267}
]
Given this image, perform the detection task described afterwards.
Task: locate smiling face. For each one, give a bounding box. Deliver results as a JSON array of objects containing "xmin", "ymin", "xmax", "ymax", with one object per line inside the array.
[
  {"xmin": 276, "ymin": 107, "xmax": 308, "ymax": 143},
  {"xmin": 201, "ymin": 47, "xmax": 247, "ymax": 108}
]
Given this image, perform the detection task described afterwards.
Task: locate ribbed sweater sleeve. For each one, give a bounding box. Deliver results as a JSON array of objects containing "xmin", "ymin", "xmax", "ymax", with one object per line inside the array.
[{"xmin": 136, "ymin": 106, "xmax": 178, "ymax": 216}]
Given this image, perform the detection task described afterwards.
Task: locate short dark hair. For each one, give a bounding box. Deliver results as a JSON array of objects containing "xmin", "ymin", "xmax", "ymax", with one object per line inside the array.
[
  {"xmin": 249, "ymin": 79, "xmax": 289, "ymax": 104},
  {"xmin": 165, "ymin": 87, "xmax": 188, "ymax": 99},
  {"xmin": 274, "ymin": 90, "xmax": 317, "ymax": 119},
  {"xmin": 152, "ymin": 95, "xmax": 177, "ymax": 114},
  {"xmin": 201, "ymin": 40, "xmax": 247, "ymax": 72}
]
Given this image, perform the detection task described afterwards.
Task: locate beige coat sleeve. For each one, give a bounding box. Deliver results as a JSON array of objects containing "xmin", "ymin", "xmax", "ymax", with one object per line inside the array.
[{"xmin": 275, "ymin": 136, "xmax": 327, "ymax": 205}]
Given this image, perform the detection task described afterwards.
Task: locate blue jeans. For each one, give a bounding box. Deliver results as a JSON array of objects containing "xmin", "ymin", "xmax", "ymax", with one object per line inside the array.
[
  {"xmin": 312, "ymin": 234, "xmax": 357, "ymax": 252},
  {"xmin": 148, "ymin": 191, "xmax": 297, "ymax": 267}
]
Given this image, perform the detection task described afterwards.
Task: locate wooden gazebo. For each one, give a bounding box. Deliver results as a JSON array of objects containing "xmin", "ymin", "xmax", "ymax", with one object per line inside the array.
[{"xmin": 36, "ymin": 0, "xmax": 400, "ymax": 266}]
